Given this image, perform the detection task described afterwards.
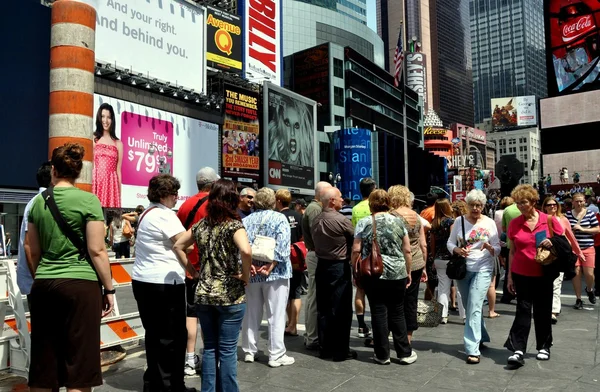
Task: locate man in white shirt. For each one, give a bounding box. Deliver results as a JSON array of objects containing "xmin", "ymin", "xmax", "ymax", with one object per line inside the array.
[{"xmin": 18, "ymin": 162, "xmax": 52, "ymax": 300}]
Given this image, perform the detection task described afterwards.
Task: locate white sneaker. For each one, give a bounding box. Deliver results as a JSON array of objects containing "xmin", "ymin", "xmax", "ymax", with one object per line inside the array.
[
  {"xmin": 399, "ymin": 350, "xmax": 418, "ymax": 365},
  {"xmin": 372, "ymin": 356, "xmax": 390, "ymax": 365},
  {"xmin": 441, "ymin": 317, "xmax": 448, "ymax": 324},
  {"xmin": 184, "ymin": 355, "xmax": 200, "ymax": 376},
  {"xmin": 244, "ymin": 353, "xmax": 255, "ymax": 363},
  {"xmin": 268, "ymin": 354, "xmax": 295, "ymax": 367}
]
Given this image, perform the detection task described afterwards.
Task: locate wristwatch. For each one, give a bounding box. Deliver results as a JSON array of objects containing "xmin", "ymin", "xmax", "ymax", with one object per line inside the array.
[{"xmin": 103, "ymin": 288, "xmax": 116, "ymax": 295}]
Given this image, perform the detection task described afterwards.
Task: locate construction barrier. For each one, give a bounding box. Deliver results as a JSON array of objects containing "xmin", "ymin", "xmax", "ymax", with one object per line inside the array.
[{"xmin": 0, "ymin": 258, "xmax": 145, "ymax": 377}]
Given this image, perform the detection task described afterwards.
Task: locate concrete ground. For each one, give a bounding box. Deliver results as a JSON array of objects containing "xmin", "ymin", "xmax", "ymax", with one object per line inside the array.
[{"xmin": 2, "ymin": 281, "xmax": 600, "ymax": 392}]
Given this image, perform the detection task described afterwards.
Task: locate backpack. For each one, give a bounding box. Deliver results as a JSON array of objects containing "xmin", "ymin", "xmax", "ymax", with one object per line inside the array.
[{"xmin": 290, "ymin": 242, "xmax": 308, "ymax": 271}]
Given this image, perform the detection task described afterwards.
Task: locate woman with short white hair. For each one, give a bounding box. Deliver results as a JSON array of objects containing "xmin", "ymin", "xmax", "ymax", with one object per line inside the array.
[
  {"xmin": 241, "ymin": 188, "xmax": 294, "ymax": 367},
  {"xmin": 447, "ymin": 189, "xmax": 501, "ymax": 364}
]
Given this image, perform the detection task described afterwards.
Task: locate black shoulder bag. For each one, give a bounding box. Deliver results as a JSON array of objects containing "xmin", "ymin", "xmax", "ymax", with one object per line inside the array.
[
  {"xmin": 183, "ymin": 196, "xmax": 209, "ymax": 230},
  {"xmin": 447, "ymin": 215, "xmax": 467, "ymax": 280},
  {"xmin": 42, "ymin": 187, "xmax": 98, "ymax": 276}
]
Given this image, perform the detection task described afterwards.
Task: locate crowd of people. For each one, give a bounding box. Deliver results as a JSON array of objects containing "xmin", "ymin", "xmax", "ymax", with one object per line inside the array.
[{"xmin": 15, "ymin": 142, "xmax": 600, "ymax": 392}]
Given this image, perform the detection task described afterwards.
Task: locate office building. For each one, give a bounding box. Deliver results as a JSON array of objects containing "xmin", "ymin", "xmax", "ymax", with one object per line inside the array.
[
  {"xmin": 486, "ymin": 127, "xmax": 541, "ymax": 185},
  {"xmin": 471, "ymin": 0, "xmax": 547, "ymax": 124}
]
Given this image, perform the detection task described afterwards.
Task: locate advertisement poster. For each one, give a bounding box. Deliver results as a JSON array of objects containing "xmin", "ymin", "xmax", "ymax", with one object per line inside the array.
[
  {"xmin": 93, "ymin": 94, "xmax": 219, "ymax": 209},
  {"xmin": 491, "ymin": 96, "xmax": 537, "ymax": 128},
  {"xmin": 96, "ymin": 0, "xmax": 206, "ymax": 92},
  {"xmin": 292, "ymin": 44, "xmax": 330, "ymax": 131},
  {"xmin": 243, "ymin": 0, "xmax": 281, "ymax": 84},
  {"xmin": 264, "ymin": 82, "xmax": 317, "ymax": 194},
  {"xmin": 546, "ymin": 0, "xmax": 600, "ymax": 93},
  {"xmin": 222, "ymin": 84, "xmax": 260, "ymax": 181},
  {"xmin": 406, "ymin": 53, "xmax": 427, "ymax": 106},
  {"xmin": 333, "ymin": 128, "xmax": 373, "ymax": 201},
  {"xmin": 206, "ymin": 5, "xmax": 242, "ymax": 72}
]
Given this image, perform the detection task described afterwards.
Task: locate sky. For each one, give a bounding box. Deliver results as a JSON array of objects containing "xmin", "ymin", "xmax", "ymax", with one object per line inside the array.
[{"xmin": 366, "ymin": 0, "xmax": 377, "ymax": 32}]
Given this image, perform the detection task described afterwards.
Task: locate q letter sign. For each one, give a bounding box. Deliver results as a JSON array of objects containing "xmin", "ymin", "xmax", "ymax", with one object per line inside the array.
[{"xmin": 244, "ymin": 0, "xmax": 281, "ymax": 85}]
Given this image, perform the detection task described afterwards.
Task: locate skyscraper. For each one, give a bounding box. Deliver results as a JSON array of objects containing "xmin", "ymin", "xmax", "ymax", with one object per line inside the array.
[
  {"xmin": 471, "ymin": 0, "xmax": 547, "ymax": 124},
  {"xmin": 377, "ymin": 0, "xmax": 474, "ymax": 127},
  {"xmin": 293, "ymin": 0, "xmax": 367, "ymax": 24}
]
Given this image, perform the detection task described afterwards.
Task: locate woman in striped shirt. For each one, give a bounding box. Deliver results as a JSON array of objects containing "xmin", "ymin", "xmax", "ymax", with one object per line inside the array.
[{"xmin": 566, "ymin": 193, "xmax": 600, "ymax": 309}]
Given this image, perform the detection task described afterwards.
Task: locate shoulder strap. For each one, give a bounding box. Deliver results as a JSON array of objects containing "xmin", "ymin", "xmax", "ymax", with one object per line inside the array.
[
  {"xmin": 576, "ymin": 209, "xmax": 588, "ymax": 226},
  {"xmin": 371, "ymin": 214, "xmax": 377, "ymax": 242},
  {"xmin": 41, "ymin": 187, "xmax": 89, "ymax": 262},
  {"xmin": 184, "ymin": 196, "xmax": 209, "ymax": 230},
  {"xmin": 547, "ymin": 214, "xmax": 554, "ymax": 238},
  {"xmin": 460, "ymin": 215, "xmax": 466, "ymax": 246},
  {"xmin": 137, "ymin": 206, "xmax": 158, "ymax": 228}
]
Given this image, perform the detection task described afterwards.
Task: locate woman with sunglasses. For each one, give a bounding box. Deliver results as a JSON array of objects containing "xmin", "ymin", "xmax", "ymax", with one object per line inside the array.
[{"xmin": 542, "ymin": 196, "xmax": 584, "ymax": 323}]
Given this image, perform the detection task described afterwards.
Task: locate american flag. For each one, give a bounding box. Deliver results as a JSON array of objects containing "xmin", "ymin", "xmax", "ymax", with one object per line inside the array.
[{"xmin": 393, "ymin": 28, "xmax": 404, "ymax": 87}]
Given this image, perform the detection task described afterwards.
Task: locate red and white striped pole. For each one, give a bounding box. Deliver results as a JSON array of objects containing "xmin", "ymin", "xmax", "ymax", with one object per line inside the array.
[{"xmin": 49, "ymin": 0, "xmax": 97, "ymax": 192}]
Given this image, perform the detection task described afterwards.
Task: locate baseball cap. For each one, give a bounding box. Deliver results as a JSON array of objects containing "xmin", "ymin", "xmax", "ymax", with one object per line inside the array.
[
  {"xmin": 196, "ymin": 167, "xmax": 220, "ymax": 188},
  {"xmin": 295, "ymin": 199, "xmax": 307, "ymax": 208}
]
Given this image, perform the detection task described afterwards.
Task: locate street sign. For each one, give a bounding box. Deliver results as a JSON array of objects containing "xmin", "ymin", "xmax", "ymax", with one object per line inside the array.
[{"xmin": 452, "ymin": 191, "xmax": 466, "ymax": 202}]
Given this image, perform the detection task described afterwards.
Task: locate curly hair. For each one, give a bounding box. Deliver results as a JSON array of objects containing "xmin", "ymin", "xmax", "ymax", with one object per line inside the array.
[
  {"xmin": 51, "ymin": 143, "xmax": 85, "ymax": 180},
  {"xmin": 499, "ymin": 196, "xmax": 514, "ymax": 210},
  {"xmin": 388, "ymin": 185, "xmax": 411, "ymax": 209},
  {"xmin": 147, "ymin": 174, "xmax": 180, "ymax": 203},
  {"xmin": 254, "ymin": 187, "xmax": 276, "ymax": 210},
  {"xmin": 451, "ymin": 200, "xmax": 468, "ymax": 217},
  {"xmin": 511, "ymin": 184, "xmax": 539, "ymax": 204}
]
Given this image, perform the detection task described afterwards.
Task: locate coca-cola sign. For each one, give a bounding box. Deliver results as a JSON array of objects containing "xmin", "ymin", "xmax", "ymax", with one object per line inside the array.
[
  {"xmin": 546, "ymin": 0, "xmax": 600, "ymax": 94},
  {"xmin": 562, "ymin": 15, "xmax": 595, "ymax": 42}
]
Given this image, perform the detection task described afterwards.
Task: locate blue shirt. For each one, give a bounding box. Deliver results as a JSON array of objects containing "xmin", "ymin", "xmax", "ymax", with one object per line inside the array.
[
  {"xmin": 17, "ymin": 188, "xmax": 45, "ymax": 295},
  {"xmin": 243, "ymin": 209, "xmax": 291, "ymax": 283}
]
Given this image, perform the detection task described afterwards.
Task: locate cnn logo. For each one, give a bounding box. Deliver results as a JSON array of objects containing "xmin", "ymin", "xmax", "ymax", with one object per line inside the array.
[{"xmin": 269, "ymin": 168, "xmax": 281, "ymax": 179}]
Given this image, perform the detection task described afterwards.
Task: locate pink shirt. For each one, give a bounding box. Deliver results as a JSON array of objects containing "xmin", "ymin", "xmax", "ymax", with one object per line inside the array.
[{"xmin": 508, "ymin": 211, "xmax": 564, "ymax": 277}]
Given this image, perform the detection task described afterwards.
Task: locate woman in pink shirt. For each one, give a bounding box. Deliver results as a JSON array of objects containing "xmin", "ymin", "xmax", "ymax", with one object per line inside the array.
[
  {"xmin": 505, "ymin": 185, "xmax": 565, "ymax": 368},
  {"xmin": 542, "ymin": 196, "xmax": 585, "ymax": 324}
]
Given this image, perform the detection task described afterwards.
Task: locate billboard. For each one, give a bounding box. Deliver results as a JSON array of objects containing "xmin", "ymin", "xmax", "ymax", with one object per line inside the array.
[
  {"xmin": 292, "ymin": 44, "xmax": 330, "ymax": 131},
  {"xmin": 406, "ymin": 53, "xmax": 427, "ymax": 106},
  {"xmin": 222, "ymin": 84, "xmax": 260, "ymax": 182},
  {"xmin": 491, "ymin": 96, "xmax": 537, "ymax": 128},
  {"xmin": 206, "ymin": 6, "xmax": 242, "ymax": 72},
  {"xmin": 264, "ymin": 82, "xmax": 317, "ymax": 194},
  {"xmin": 96, "ymin": 0, "xmax": 206, "ymax": 92},
  {"xmin": 93, "ymin": 94, "xmax": 219, "ymax": 209},
  {"xmin": 546, "ymin": 0, "xmax": 600, "ymax": 94},
  {"xmin": 243, "ymin": 0, "xmax": 282, "ymax": 85},
  {"xmin": 333, "ymin": 128, "xmax": 373, "ymax": 201}
]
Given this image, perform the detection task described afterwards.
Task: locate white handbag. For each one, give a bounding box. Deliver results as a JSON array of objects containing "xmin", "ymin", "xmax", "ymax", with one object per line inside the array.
[{"xmin": 251, "ymin": 214, "xmax": 276, "ymax": 263}]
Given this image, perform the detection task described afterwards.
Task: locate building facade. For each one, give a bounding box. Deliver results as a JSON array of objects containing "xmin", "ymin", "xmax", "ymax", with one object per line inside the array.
[
  {"xmin": 486, "ymin": 127, "xmax": 541, "ymax": 185},
  {"xmin": 283, "ymin": 0, "xmax": 383, "ymax": 68},
  {"xmin": 471, "ymin": 0, "xmax": 547, "ymax": 124}
]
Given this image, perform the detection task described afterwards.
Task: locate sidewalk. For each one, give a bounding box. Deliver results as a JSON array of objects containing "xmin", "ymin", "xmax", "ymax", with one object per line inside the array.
[{"xmin": 2, "ymin": 286, "xmax": 600, "ymax": 391}]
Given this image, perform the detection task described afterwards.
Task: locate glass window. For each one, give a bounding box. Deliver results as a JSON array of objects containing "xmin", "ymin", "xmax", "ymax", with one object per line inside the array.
[
  {"xmin": 334, "ymin": 58, "xmax": 344, "ymax": 78},
  {"xmin": 334, "ymin": 87, "xmax": 344, "ymax": 106}
]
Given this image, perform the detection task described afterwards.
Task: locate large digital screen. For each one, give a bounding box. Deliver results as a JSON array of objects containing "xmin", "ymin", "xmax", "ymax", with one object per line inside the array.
[
  {"xmin": 334, "ymin": 128, "xmax": 373, "ymax": 201},
  {"xmin": 491, "ymin": 96, "xmax": 537, "ymax": 129},
  {"xmin": 546, "ymin": 0, "xmax": 600, "ymax": 94},
  {"xmin": 242, "ymin": 0, "xmax": 282, "ymax": 85},
  {"xmin": 264, "ymin": 82, "xmax": 317, "ymax": 194},
  {"xmin": 96, "ymin": 0, "xmax": 206, "ymax": 92},
  {"xmin": 93, "ymin": 94, "xmax": 219, "ymax": 209}
]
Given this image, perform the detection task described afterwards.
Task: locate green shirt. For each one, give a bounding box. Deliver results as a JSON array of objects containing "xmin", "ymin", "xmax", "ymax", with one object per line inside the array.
[
  {"xmin": 301, "ymin": 200, "xmax": 322, "ymax": 251},
  {"xmin": 28, "ymin": 187, "xmax": 104, "ymax": 281},
  {"xmin": 352, "ymin": 200, "xmax": 371, "ymax": 227},
  {"xmin": 502, "ymin": 203, "xmax": 522, "ymax": 249}
]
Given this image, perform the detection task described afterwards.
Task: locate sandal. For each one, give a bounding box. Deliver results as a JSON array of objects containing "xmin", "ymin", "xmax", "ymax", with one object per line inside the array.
[
  {"xmin": 466, "ymin": 355, "xmax": 480, "ymax": 364},
  {"xmin": 488, "ymin": 313, "xmax": 501, "ymax": 319}
]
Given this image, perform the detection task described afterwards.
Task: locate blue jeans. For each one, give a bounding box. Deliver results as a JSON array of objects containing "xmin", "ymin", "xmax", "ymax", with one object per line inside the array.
[
  {"xmin": 197, "ymin": 303, "xmax": 246, "ymax": 392},
  {"xmin": 456, "ymin": 270, "xmax": 492, "ymax": 356}
]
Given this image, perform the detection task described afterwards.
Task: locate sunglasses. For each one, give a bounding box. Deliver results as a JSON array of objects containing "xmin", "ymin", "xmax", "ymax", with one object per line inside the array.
[
  {"xmin": 244, "ymin": 195, "xmax": 254, "ymax": 200},
  {"xmin": 544, "ymin": 203, "xmax": 557, "ymax": 208}
]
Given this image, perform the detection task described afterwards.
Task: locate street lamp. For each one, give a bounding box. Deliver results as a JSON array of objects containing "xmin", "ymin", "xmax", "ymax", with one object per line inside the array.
[
  {"xmin": 148, "ymin": 143, "xmax": 173, "ymax": 174},
  {"xmin": 329, "ymin": 172, "xmax": 341, "ymax": 188},
  {"xmin": 430, "ymin": 186, "xmax": 451, "ymax": 198}
]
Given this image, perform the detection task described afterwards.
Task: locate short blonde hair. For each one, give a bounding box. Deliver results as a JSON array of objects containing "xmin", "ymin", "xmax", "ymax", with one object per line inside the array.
[
  {"xmin": 388, "ymin": 185, "xmax": 411, "ymax": 208},
  {"xmin": 500, "ymin": 196, "xmax": 514, "ymax": 210},
  {"xmin": 452, "ymin": 200, "xmax": 467, "ymax": 217},
  {"xmin": 511, "ymin": 184, "xmax": 539, "ymax": 204},
  {"xmin": 275, "ymin": 189, "xmax": 292, "ymax": 207},
  {"xmin": 254, "ymin": 187, "xmax": 276, "ymax": 210}
]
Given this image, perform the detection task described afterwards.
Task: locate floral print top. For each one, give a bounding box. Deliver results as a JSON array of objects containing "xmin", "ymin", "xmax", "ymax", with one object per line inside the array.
[
  {"xmin": 193, "ymin": 219, "xmax": 246, "ymax": 306},
  {"xmin": 431, "ymin": 216, "xmax": 454, "ymax": 260},
  {"xmin": 355, "ymin": 213, "xmax": 409, "ymax": 280}
]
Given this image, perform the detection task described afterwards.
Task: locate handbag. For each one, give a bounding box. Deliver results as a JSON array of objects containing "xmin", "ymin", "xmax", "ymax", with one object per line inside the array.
[
  {"xmin": 251, "ymin": 213, "xmax": 276, "ymax": 263},
  {"xmin": 417, "ymin": 299, "xmax": 443, "ymax": 328},
  {"xmin": 447, "ymin": 216, "xmax": 467, "ymax": 280},
  {"xmin": 535, "ymin": 215, "xmax": 557, "ymax": 265},
  {"xmin": 354, "ymin": 215, "xmax": 384, "ymax": 284},
  {"xmin": 290, "ymin": 241, "xmax": 308, "ymax": 271},
  {"xmin": 122, "ymin": 219, "xmax": 134, "ymax": 239}
]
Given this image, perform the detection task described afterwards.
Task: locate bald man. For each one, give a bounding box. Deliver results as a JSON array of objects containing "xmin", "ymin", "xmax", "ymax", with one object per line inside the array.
[
  {"xmin": 301, "ymin": 181, "xmax": 332, "ymax": 350},
  {"xmin": 312, "ymin": 187, "xmax": 356, "ymax": 361}
]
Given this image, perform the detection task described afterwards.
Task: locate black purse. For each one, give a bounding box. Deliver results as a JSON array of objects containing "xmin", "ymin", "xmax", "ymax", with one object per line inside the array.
[{"xmin": 447, "ymin": 216, "xmax": 467, "ymax": 280}]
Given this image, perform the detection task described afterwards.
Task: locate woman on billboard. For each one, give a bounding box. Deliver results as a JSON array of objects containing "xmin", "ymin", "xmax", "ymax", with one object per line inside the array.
[
  {"xmin": 268, "ymin": 95, "xmax": 314, "ymax": 167},
  {"xmin": 93, "ymin": 103, "xmax": 122, "ymax": 208}
]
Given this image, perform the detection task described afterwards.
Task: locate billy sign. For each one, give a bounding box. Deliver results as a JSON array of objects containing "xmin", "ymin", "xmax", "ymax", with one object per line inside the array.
[
  {"xmin": 446, "ymin": 155, "xmax": 474, "ymax": 169},
  {"xmin": 406, "ymin": 53, "xmax": 427, "ymax": 105},
  {"xmin": 243, "ymin": 0, "xmax": 281, "ymax": 85}
]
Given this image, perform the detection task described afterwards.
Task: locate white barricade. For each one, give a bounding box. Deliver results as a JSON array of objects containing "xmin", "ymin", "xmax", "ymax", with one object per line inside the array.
[{"xmin": 1, "ymin": 258, "xmax": 145, "ymax": 377}]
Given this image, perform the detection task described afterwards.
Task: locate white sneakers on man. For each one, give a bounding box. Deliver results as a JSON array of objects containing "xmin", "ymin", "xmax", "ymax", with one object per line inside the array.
[
  {"xmin": 244, "ymin": 353, "xmax": 255, "ymax": 363},
  {"xmin": 268, "ymin": 354, "xmax": 295, "ymax": 368}
]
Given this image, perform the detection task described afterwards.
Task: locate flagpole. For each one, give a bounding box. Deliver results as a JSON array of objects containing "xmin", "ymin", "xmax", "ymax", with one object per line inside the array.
[{"xmin": 401, "ymin": 21, "xmax": 409, "ymax": 187}]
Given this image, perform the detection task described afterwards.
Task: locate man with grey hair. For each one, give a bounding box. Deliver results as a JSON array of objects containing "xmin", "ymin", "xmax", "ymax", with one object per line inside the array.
[
  {"xmin": 312, "ymin": 186, "xmax": 356, "ymax": 361},
  {"xmin": 238, "ymin": 187, "xmax": 256, "ymax": 219},
  {"xmin": 176, "ymin": 166, "xmax": 220, "ymax": 376},
  {"xmin": 301, "ymin": 181, "xmax": 332, "ymax": 350}
]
